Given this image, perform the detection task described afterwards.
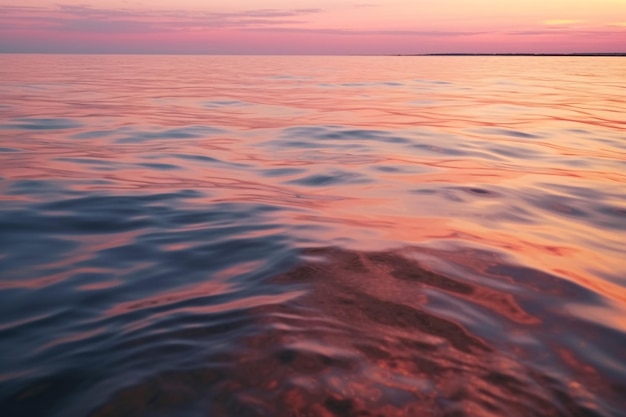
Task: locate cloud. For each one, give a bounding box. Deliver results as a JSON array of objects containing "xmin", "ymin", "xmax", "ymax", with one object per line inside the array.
[
  {"xmin": 543, "ymin": 19, "xmax": 583, "ymax": 25},
  {"xmin": 507, "ymin": 29, "xmax": 626, "ymax": 36},
  {"xmin": 0, "ymin": 4, "xmax": 324, "ymax": 33},
  {"xmin": 0, "ymin": 4, "xmax": 483, "ymax": 37},
  {"xmin": 242, "ymin": 27, "xmax": 485, "ymax": 37}
]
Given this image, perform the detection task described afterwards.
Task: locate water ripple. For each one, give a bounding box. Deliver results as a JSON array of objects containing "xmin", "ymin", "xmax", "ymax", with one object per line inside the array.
[
  {"xmin": 1, "ymin": 55, "xmax": 625, "ymax": 417},
  {"xmin": 1, "ymin": 117, "xmax": 83, "ymax": 130}
]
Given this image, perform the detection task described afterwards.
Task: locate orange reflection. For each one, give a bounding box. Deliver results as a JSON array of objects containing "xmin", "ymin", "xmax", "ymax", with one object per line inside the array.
[
  {"xmin": 1, "ymin": 56, "xmax": 625, "ymax": 417},
  {"xmin": 89, "ymin": 247, "xmax": 613, "ymax": 417}
]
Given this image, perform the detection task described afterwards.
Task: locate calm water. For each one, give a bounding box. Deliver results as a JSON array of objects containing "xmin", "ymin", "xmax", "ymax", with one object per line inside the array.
[{"xmin": 0, "ymin": 55, "xmax": 625, "ymax": 417}]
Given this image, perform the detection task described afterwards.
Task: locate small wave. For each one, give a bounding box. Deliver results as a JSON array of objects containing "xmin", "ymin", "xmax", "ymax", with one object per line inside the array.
[
  {"xmin": 1, "ymin": 117, "xmax": 82, "ymax": 130},
  {"xmin": 75, "ymin": 247, "xmax": 623, "ymax": 417}
]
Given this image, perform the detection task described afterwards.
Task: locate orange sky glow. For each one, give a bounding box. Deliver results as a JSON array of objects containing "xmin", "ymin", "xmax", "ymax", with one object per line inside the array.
[{"xmin": 1, "ymin": 0, "xmax": 625, "ymax": 54}]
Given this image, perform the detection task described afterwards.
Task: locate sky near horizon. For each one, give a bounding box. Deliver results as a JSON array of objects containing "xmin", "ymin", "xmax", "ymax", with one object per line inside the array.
[{"xmin": 1, "ymin": 1, "xmax": 625, "ymax": 54}]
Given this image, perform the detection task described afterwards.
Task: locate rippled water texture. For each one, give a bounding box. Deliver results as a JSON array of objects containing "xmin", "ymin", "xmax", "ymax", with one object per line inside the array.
[{"xmin": 1, "ymin": 55, "xmax": 625, "ymax": 417}]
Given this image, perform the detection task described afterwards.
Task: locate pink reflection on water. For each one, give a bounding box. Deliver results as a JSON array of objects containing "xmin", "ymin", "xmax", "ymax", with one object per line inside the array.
[{"xmin": 1, "ymin": 55, "xmax": 625, "ymax": 416}]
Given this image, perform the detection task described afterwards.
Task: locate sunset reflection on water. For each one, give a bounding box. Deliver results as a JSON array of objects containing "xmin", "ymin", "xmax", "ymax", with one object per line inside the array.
[{"xmin": 0, "ymin": 55, "xmax": 625, "ymax": 417}]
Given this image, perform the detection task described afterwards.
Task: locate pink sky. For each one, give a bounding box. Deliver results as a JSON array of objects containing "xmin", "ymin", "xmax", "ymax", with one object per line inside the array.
[{"xmin": 1, "ymin": 0, "xmax": 625, "ymax": 54}]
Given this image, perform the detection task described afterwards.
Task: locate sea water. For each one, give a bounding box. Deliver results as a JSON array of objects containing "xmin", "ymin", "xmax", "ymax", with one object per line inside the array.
[{"xmin": 0, "ymin": 55, "xmax": 625, "ymax": 417}]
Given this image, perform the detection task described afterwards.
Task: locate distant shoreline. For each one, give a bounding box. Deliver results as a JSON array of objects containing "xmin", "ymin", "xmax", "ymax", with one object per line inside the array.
[{"xmin": 395, "ymin": 53, "xmax": 626, "ymax": 57}]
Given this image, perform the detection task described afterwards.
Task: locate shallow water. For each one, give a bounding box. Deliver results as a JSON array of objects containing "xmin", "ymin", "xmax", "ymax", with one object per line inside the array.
[{"xmin": 0, "ymin": 55, "xmax": 625, "ymax": 417}]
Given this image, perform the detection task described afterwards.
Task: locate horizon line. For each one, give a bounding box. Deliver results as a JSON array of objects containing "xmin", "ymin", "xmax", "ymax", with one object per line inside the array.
[{"xmin": 1, "ymin": 52, "xmax": 625, "ymax": 56}]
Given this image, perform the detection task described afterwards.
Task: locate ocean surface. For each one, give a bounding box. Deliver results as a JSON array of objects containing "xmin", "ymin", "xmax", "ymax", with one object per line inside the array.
[{"xmin": 0, "ymin": 55, "xmax": 625, "ymax": 417}]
